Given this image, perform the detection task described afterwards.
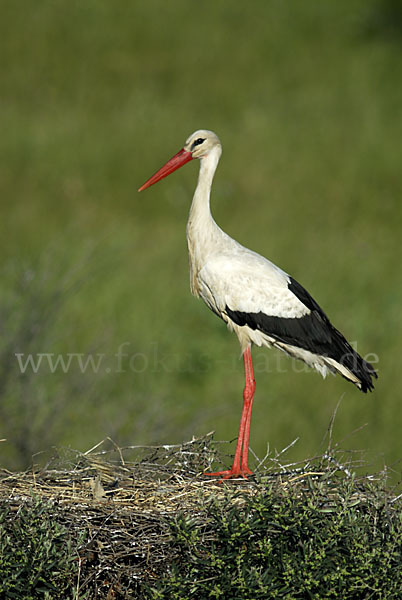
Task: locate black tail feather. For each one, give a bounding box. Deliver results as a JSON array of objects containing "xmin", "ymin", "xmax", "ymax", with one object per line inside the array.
[{"xmin": 329, "ymin": 331, "xmax": 378, "ymax": 393}]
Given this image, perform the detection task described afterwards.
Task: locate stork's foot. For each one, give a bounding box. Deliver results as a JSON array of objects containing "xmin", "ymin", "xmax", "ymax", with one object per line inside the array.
[{"xmin": 204, "ymin": 466, "xmax": 253, "ymax": 481}]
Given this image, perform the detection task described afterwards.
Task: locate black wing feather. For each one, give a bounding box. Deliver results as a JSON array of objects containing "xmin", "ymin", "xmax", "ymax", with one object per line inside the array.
[{"xmin": 225, "ymin": 277, "xmax": 377, "ymax": 392}]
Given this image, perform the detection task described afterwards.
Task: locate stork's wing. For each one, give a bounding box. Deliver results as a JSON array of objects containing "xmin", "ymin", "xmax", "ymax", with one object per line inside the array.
[
  {"xmin": 197, "ymin": 251, "xmax": 377, "ymax": 392},
  {"xmin": 197, "ymin": 251, "xmax": 310, "ymax": 320}
]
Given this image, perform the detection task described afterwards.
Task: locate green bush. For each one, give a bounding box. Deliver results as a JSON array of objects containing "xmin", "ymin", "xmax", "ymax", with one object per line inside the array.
[
  {"xmin": 0, "ymin": 446, "xmax": 401, "ymax": 599},
  {"xmin": 148, "ymin": 477, "xmax": 402, "ymax": 600},
  {"xmin": 0, "ymin": 497, "xmax": 80, "ymax": 599}
]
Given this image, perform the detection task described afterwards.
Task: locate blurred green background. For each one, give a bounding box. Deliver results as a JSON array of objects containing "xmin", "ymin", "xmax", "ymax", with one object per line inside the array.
[{"xmin": 0, "ymin": 1, "xmax": 401, "ymax": 478}]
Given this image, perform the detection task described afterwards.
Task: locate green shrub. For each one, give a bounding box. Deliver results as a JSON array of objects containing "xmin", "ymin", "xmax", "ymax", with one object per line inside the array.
[
  {"xmin": 1, "ymin": 446, "xmax": 401, "ymax": 599},
  {"xmin": 148, "ymin": 477, "xmax": 402, "ymax": 600},
  {"xmin": 0, "ymin": 496, "xmax": 80, "ymax": 600}
]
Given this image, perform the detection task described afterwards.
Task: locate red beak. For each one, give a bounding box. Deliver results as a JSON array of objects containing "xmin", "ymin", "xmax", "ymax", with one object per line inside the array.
[{"xmin": 138, "ymin": 148, "xmax": 193, "ymax": 192}]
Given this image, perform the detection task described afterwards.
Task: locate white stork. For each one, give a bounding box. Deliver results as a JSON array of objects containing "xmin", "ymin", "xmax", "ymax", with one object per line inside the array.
[{"xmin": 138, "ymin": 129, "xmax": 377, "ymax": 479}]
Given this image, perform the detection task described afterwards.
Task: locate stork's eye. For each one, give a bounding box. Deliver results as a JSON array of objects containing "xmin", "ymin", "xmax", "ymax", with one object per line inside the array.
[{"xmin": 191, "ymin": 137, "xmax": 205, "ymax": 150}]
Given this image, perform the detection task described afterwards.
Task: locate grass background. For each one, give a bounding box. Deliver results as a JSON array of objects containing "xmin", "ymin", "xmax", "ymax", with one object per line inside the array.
[{"xmin": 0, "ymin": 1, "xmax": 401, "ymax": 479}]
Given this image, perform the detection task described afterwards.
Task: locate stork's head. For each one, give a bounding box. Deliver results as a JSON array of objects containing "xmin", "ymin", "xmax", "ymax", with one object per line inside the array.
[
  {"xmin": 183, "ymin": 129, "xmax": 221, "ymax": 159},
  {"xmin": 138, "ymin": 129, "xmax": 221, "ymax": 192}
]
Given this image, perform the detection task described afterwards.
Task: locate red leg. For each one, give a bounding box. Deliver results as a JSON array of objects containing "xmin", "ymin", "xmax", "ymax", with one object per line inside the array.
[
  {"xmin": 240, "ymin": 346, "xmax": 256, "ymax": 474},
  {"xmin": 205, "ymin": 346, "xmax": 256, "ymax": 480}
]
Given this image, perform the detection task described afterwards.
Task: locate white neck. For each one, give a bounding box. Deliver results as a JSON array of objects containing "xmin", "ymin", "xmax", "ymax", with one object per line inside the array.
[
  {"xmin": 187, "ymin": 145, "xmax": 222, "ymax": 234},
  {"xmin": 186, "ymin": 145, "xmax": 224, "ymax": 294}
]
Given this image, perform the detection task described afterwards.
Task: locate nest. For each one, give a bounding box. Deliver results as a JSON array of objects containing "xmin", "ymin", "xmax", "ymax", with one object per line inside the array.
[{"xmin": 0, "ymin": 433, "xmax": 386, "ymax": 598}]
